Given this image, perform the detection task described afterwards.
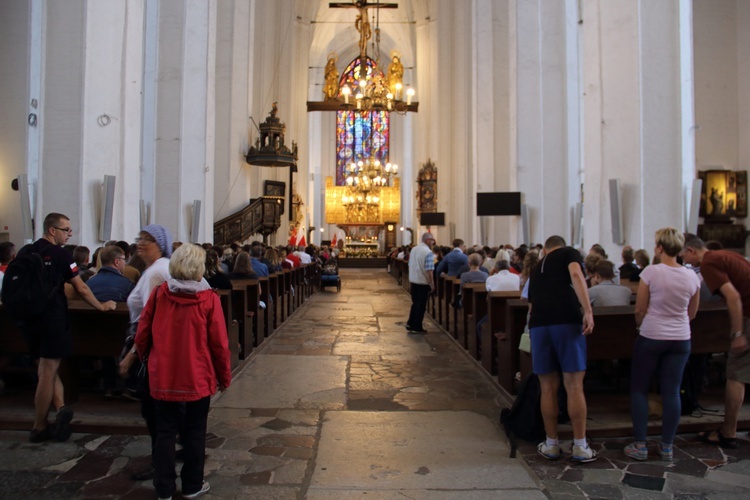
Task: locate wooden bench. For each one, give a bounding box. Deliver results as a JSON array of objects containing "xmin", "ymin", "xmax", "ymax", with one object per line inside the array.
[{"xmin": 504, "ymin": 301, "xmax": 731, "ymax": 395}]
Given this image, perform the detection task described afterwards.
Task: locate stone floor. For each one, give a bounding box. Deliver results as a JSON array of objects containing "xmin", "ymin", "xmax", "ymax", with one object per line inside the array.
[{"xmin": 0, "ymin": 268, "xmax": 749, "ymax": 499}]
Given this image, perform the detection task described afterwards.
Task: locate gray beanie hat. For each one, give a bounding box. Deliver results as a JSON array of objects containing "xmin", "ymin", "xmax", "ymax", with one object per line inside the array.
[{"xmin": 142, "ymin": 224, "xmax": 173, "ymax": 258}]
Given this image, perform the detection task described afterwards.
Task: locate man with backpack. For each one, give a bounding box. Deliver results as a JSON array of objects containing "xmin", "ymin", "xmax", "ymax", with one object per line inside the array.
[
  {"xmin": 528, "ymin": 236, "xmax": 596, "ymax": 462},
  {"xmin": 1, "ymin": 213, "xmax": 116, "ymax": 443}
]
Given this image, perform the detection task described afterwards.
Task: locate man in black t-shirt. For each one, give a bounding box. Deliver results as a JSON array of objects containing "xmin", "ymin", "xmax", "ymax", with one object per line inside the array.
[
  {"xmin": 528, "ymin": 236, "xmax": 595, "ymax": 462},
  {"xmin": 20, "ymin": 213, "xmax": 116, "ymax": 443}
]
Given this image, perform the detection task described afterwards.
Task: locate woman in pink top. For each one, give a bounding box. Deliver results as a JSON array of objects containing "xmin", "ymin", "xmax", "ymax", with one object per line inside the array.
[{"xmin": 625, "ymin": 228, "xmax": 700, "ymax": 462}]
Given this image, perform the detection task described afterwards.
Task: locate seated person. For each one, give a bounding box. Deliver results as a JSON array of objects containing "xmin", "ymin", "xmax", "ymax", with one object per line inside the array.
[
  {"xmin": 73, "ymin": 245, "xmax": 96, "ymax": 282},
  {"xmin": 485, "ymin": 259, "xmax": 520, "ymax": 292},
  {"xmin": 460, "ymin": 253, "xmax": 489, "ymax": 289},
  {"xmin": 588, "ymin": 260, "xmax": 632, "ymax": 306},
  {"xmin": 629, "ymin": 248, "xmax": 651, "ymax": 281},
  {"xmin": 86, "ymin": 245, "xmax": 134, "ymax": 397},
  {"xmin": 619, "ymin": 246, "xmax": 640, "ymax": 280}
]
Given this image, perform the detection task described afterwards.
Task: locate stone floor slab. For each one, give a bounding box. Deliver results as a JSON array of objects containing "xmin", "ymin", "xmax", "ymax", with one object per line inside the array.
[
  {"xmin": 310, "ymin": 411, "xmax": 537, "ymax": 491},
  {"xmin": 307, "ymin": 489, "xmax": 547, "ymax": 499},
  {"xmin": 213, "ymin": 354, "xmax": 348, "ymax": 409}
]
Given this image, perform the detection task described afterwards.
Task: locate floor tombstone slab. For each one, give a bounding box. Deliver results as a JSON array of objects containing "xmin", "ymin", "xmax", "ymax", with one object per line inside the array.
[{"xmin": 310, "ymin": 411, "xmax": 538, "ymax": 492}]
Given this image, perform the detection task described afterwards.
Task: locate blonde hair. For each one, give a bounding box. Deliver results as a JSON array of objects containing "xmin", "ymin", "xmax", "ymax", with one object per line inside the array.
[
  {"xmin": 169, "ymin": 244, "xmax": 206, "ymax": 281},
  {"xmin": 655, "ymin": 227, "xmax": 684, "ymax": 257}
]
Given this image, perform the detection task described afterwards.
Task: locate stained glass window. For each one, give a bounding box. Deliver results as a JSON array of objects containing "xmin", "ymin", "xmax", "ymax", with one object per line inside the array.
[{"xmin": 335, "ymin": 56, "xmax": 390, "ymax": 186}]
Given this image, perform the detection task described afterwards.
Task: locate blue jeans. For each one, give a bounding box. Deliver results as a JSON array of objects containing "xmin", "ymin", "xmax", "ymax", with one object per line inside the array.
[{"xmin": 630, "ymin": 336, "xmax": 691, "ymax": 444}]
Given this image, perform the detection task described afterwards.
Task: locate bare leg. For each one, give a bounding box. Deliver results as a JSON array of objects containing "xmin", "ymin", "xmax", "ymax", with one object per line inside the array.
[
  {"xmin": 52, "ymin": 373, "xmax": 65, "ymax": 411},
  {"xmin": 721, "ymin": 379, "xmax": 746, "ymax": 439},
  {"xmin": 538, "ymin": 373, "xmax": 560, "ymax": 439},
  {"xmin": 34, "ymin": 358, "xmax": 62, "ymax": 430},
  {"xmin": 563, "ymin": 371, "xmax": 587, "ymax": 440}
]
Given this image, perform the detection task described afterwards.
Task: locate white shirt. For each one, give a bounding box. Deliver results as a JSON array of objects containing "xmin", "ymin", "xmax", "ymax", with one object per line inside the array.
[
  {"xmin": 126, "ymin": 257, "xmax": 171, "ymax": 324},
  {"xmin": 485, "ymin": 269, "xmax": 520, "ymax": 292},
  {"xmin": 296, "ymin": 251, "xmax": 312, "ymax": 264}
]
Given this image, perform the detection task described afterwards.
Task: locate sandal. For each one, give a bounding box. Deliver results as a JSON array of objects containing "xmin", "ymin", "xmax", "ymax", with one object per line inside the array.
[{"xmin": 698, "ymin": 430, "xmax": 740, "ymax": 449}]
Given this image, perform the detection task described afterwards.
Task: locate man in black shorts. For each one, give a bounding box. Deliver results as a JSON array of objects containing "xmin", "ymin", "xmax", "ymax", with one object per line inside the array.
[
  {"xmin": 19, "ymin": 213, "xmax": 116, "ymax": 443},
  {"xmin": 528, "ymin": 236, "xmax": 596, "ymax": 462}
]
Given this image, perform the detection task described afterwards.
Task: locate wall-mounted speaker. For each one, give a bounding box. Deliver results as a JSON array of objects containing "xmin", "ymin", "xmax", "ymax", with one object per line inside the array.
[
  {"xmin": 191, "ymin": 199, "xmax": 202, "ymax": 243},
  {"xmin": 572, "ymin": 202, "xmax": 584, "ymax": 248},
  {"xmin": 520, "ymin": 204, "xmax": 530, "ymax": 245},
  {"xmin": 98, "ymin": 175, "xmax": 116, "ymax": 242},
  {"xmin": 17, "ymin": 174, "xmax": 33, "ymax": 242},
  {"xmin": 140, "ymin": 200, "xmax": 150, "ymax": 229},
  {"xmin": 687, "ymin": 178, "xmax": 703, "ymax": 234},
  {"xmin": 609, "ymin": 179, "xmax": 624, "ymax": 245}
]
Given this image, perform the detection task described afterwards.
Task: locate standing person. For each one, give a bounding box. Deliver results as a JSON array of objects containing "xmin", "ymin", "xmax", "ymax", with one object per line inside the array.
[
  {"xmin": 405, "ymin": 232, "xmax": 436, "ymax": 334},
  {"xmin": 135, "ymin": 244, "xmax": 231, "ymax": 499},
  {"xmin": 119, "ymin": 224, "xmax": 173, "ymax": 480},
  {"xmin": 682, "ymin": 235, "xmax": 750, "ymax": 449},
  {"xmin": 529, "ymin": 236, "xmax": 596, "ymax": 462},
  {"xmin": 625, "ymin": 228, "xmax": 700, "ymax": 461},
  {"xmin": 6, "ymin": 213, "xmax": 116, "ymax": 442}
]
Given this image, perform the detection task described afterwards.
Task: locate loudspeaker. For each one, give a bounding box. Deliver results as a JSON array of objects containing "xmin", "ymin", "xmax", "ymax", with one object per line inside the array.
[
  {"xmin": 609, "ymin": 179, "xmax": 624, "ymax": 244},
  {"xmin": 572, "ymin": 202, "xmax": 584, "ymax": 248},
  {"xmin": 191, "ymin": 199, "xmax": 202, "ymax": 243},
  {"xmin": 140, "ymin": 200, "xmax": 150, "ymax": 228},
  {"xmin": 98, "ymin": 175, "xmax": 116, "ymax": 242},
  {"xmin": 521, "ymin": 204, "xmax": 530, "ymax": 245},
  {"xmin": 687, "ymin": 178, "xmax": 703, "ymax": 234},
  {"xmin": 17, "ymin": 174, "xmax": 33, "ymax": 242}
]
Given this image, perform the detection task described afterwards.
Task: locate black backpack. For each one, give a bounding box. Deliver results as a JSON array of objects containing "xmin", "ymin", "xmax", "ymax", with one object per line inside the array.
[
  {"xmin": 1, "ymin": 245, "xmax": 59, "ymax": 321},
  {"xmin": 500, "ymin": 373, "xmax": 546, "ymax": 457}
]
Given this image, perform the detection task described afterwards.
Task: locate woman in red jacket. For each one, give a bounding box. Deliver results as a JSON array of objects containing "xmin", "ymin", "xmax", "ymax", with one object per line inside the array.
[{"xmin": 135, "ymin": 244, "xmax": 232, "ymax": 499}]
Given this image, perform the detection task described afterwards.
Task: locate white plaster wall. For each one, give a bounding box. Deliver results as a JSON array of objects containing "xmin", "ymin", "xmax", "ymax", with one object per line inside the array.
[
  {"xmin": 693, "ymin": 0, "xmax": 739, "ymax": 170},
  {"xmin": 516, "ymin": 0, "xmax": 575, "ymax": 246},
  {"xmin": 40, "ymin": 0, "xmax": 85, "ymax": 241},
  {"xmin": 80, "ymin": 0, "xmax": 140, "ymax": 245},
  {"xmin": 640, "ymin": 0, "xmax": 684, "ymax": 239},
  {"xmin": 0, "ymin": 1, "xmax": 30, "ymax": 243},
  {"xmin": 739, "ymin": 1, "xmax": 750, "ymax": 170}
]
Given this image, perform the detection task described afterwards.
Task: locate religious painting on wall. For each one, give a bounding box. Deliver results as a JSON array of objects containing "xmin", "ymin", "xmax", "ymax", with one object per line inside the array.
[
  {"xmin": 416, "ymin": 159, "xmax": 437, "ymax": 217},
  {"xmin": 699, "ymin": 170, "xmax": 748, "ymax": 219}
]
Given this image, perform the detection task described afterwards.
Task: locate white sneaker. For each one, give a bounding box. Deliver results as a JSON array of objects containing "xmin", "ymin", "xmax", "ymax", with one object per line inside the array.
[
  {"xmin": 183, "ymin": 481, "xmax": 210, "ymax": 498},
  {"xmin": 537, "ymin": 441, "xmax": 561, "ymax": 460},
  {"xmin": 571, "ymin": 444, "xmax": 598, "ymax": 463}
]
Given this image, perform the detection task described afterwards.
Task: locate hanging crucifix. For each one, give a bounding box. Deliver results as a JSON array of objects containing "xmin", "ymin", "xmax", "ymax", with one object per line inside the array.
[{"xmin": 329, "ymin": 1, "xmax": 398, "ymax": 58}]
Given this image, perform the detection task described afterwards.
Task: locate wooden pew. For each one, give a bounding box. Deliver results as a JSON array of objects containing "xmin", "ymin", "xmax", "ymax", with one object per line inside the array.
[
  {"xmin": 506, "ymin": 301, "xmax": 731, "ymax": 394},
  {"xmin": 229, "ymin": 281, "xmax": 251, "ymax": 358},
  {"xmin": 268, "ymin": 272, "xmax": 280, "ymax": 329},
  {"xmin": 215, "ymin": 289, "xmax": 241, "ymax": 370},
  {"xmin": 449, "ymin": 278, "xmax": 462, "ymax": 341},
  {"xmin": 259, "ymin": 277, "xmax": 271, "ymax": 342},
  {"xmin": 480, "ymin": 290, "xmax": 520, "ymax": 374},
  {"xmin": 461, "ymin": 282, "xmax": 486, "ymax": 356}
]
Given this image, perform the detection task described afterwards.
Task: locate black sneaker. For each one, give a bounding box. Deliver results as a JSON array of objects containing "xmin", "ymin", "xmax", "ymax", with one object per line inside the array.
[
  {"xmin": 53, "ymin": 406, "xmax": 74, "ymax": 442},
  {"xmin": 29, "ymin": 426, "xmax": 54, "ymax": 443}
]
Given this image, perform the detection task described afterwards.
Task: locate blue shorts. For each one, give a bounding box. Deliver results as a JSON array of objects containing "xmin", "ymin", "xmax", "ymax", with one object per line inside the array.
[{"xmin": 530, "ymin": 324, "xmax": 587, "ymax": 375}]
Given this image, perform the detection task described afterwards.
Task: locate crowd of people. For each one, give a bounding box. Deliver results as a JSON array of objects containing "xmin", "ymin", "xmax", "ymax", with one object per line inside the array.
[
  {"xmin": 2, "ymin": 215, "xmax": 749, "ymax": 492},
  {"xmin": 0, "ymin": 213, "xmax": 338, "ymax": 499},
  {"xmin": 399, "ymin": 229, "xmax": 750, "ymax": 463}
]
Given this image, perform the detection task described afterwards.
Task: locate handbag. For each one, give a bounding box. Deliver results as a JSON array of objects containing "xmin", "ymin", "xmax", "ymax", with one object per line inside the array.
[{"xmin": 518, "ymin": 332, "xmax": 531, "ymax": 353}]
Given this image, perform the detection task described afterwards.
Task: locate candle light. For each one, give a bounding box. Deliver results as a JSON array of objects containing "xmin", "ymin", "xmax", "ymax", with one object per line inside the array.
[
  {"xmin": 342, "ymin": 85, "xmax": 351, "ymax": 104},
  {"xmin": 406, "ymin": 88, "xmax": 415, "ymax": 105}
]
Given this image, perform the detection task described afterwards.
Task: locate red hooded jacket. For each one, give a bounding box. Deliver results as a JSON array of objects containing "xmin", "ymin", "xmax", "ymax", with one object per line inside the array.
[{"xmin": 135, "ymin": 281, "xmax": 232, "ymax": 401}]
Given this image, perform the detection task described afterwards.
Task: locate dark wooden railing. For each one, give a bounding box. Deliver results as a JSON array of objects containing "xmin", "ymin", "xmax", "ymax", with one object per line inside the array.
[{"xmin": 213, "ymin": 196, "xmax": 284, "ymax": 246}]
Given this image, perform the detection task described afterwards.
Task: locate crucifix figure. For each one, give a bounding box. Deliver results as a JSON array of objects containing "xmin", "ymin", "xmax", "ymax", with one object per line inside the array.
[{"xmin": 329, "ymin": 1, "xmax": 398, "ymax": 58}]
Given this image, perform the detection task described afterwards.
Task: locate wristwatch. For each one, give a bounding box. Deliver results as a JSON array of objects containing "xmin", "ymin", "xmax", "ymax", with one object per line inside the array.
[{"xmin": 730, "ymin": 331, "xmax": 744, "ymax": 340}]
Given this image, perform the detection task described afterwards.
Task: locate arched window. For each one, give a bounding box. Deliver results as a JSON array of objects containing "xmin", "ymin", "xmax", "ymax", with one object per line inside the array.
[{"xmin": 335, "ymin": 56, "xmax": 390, "ymax": 185}]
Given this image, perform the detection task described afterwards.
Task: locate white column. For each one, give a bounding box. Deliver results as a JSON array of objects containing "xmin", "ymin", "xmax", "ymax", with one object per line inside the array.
[
  {"xmin": 582, "ymin": 0, "xmax": 686, "ymax": 256},
  {"xmin": 516, "ymin": 0, "xmax": 579, "ymax": 246}
]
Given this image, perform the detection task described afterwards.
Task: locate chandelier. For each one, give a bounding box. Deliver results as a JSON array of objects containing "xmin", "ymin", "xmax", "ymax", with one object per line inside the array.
[
  {"xmin": 308, "ymin": 0, "xmax": 418, "ymax": 114},
  {"xmin": 344, "ymin": 157, "xmax": 398, "ymax": 192}
]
